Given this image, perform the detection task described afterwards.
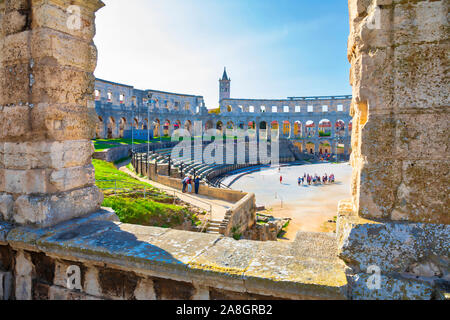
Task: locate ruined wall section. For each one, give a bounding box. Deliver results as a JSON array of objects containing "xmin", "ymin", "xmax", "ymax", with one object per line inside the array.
[
  {"xmin": 338, "ymin": 0, "xmax": 449, "ymax": 299},
  {"xmin": 348, "ymin": 0, "xmax": 449, "ymax": 223},
  {"xmin": 0, "ymin": 0, "xmax": 105, "ymax": 227}
]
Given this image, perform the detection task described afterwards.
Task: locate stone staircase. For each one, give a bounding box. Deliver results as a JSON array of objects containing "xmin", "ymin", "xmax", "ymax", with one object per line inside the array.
[{"xmin": 205, "ymin": 219, "xmax": 223, "ymax": 234}]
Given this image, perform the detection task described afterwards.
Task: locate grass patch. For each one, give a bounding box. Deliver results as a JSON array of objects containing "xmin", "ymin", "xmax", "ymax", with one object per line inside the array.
[
  {"xmin": 93, "ymin": 159, "xmax": 153, "ymax": 191},
  {"xmin": 93, "ymin": 159, "xmax": 199, "ymax": 229},
  {"xmin": 103, "ymin": 196, "xmax": 198, "ymax": 228}
]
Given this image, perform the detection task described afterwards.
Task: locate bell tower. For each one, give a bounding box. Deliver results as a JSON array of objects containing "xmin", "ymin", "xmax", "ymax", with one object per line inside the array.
[{"xmin": 219, "ymin": 67, "xmax": 231, "ymax": 103}]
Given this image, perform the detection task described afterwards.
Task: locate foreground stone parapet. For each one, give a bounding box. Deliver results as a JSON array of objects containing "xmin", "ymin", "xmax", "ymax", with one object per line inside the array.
[
  {"xmin": 0, "ymin": 0, "xmax": 105, "ymax": 227},
  {"xmin": 0, "ymin": 215, "xmax": 348, "ymax": 300},
  {"xmin": 337, "ymin": 213, "xmax": 449, "ymax": 299}
]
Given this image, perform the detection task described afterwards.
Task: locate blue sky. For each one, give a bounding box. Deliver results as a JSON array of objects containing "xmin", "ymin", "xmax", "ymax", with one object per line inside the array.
[{"xmin": 94, "ymin": 0, "xmax": 351, "ymax": 107}]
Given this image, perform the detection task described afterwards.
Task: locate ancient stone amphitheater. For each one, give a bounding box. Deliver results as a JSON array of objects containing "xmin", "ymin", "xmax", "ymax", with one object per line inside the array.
[{"xmin": 0, "ymin": 0, "xmax": 448, "ymax": 300}]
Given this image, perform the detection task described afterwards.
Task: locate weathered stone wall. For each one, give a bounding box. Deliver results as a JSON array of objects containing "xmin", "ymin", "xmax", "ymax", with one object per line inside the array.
[
  {"xmin": 339, "ymin": 0, "xmax": 449, "ymax": 299},
  {"xmin": 0, "ymin": 0, "xmax": 104, "ymax": 227},
  {"xmin": 347, "ymin": 0, "xmax": 449, "ymax": 223},
  {"xmin": 0, "ymin": 216, "xmax": 349, "ymax": 300},
  {"xmin": 220, "ymin": 193, "xmax": 257, "ymax": 238}
]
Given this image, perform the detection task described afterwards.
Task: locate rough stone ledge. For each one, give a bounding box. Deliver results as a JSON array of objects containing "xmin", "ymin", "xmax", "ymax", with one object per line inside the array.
[
  {"xmin": 337, "ymin": 214, "xmax": 450, "ymax": 299},
  {"xmin": 1, "ymin": 211, "xmax": 348, "ymax": 300}
]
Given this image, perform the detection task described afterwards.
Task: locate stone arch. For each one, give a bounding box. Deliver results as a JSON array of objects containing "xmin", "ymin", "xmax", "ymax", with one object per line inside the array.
[
  {"xmin": 153, "ymin": 119, "xmax": 160, "ymax": 137},
  {"xmin": 107, "ymin": 117, "xmax": 115, "ymax": 139},
  {"xmin": 96, "ymin": 116, "xmax": 103, "ymax": 139},
  {"xmin": 305, "ymin": 120, "xmax": 315, "ymax": 138},
  {"xmin": 294, "ymin": 121, "xmax": 302, "ymax": 138},
  {"xmin": 306, "ymin": 141, "xmax": 315, "ymax": 154},
  {"xmin": 319, "ymin": 119, "xmax": 332, "ymax": 137},
  {"xmin": 118, "ymin": 117, "xmax": 126, "ymax": 138},
  {"xmin": 143, "ymin": 118, "xmax": 148, "ymax": 130},
  {"xmin": 282, "ymin": 120, "xmax": 291, "ymax": 138},
  {"xmin": 133, "ymin": 117, "xmax": 139, "ymax": 130},
  {"xmin": 319, "ymin": 140, "xmax": 331, "ymax": 155},
  {"xmin": 335, "ymin": 119, "xmax": 346, "ymax": 137},
  {"xmin": 163, "ymin": 119, "xmax": 171, "ymax": 136}
]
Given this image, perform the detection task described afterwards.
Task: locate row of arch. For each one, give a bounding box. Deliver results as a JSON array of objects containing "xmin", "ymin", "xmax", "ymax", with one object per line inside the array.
[
  {"xmin": 97, "ymin": 117, "xmax": 352, "ymax": 140},
  {"xmin": 223, "ymin": 103, "xmax": 348, "ymax": 114}
]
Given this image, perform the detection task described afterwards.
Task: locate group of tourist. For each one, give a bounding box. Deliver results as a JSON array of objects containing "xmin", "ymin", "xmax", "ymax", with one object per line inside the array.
[
  {"xmin": 297, "ymin": 173, "xmax": 335, "ymax": 186},
  {"xmin": 182, "ymin": 175, "xmax": 201, "ymax": 194}
]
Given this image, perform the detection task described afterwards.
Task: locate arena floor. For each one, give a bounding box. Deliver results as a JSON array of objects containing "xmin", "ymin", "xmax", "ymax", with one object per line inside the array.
[{"xmin": 223, "ymin": 162, "xmax": 352, "ymax": 241}]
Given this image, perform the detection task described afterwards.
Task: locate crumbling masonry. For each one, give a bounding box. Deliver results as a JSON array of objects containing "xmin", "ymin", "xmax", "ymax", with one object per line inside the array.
[{"xmin": 0, "ymin": 0, "xmax": 448, "ymax": 300}]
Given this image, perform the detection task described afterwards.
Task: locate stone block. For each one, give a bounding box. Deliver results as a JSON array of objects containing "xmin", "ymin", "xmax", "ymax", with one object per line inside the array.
[
  {"xmin": 393, "ymin": 1, "xmax": 448, "ymax": 45},
  {"xmin": 4, "ymin": 168, "xmax": 49, "ymax": 194},
  {"xmin": 0, "ymin": 31, "xmax": 31, "ymax": 65},
  {"xmin": 0, "ymin": 271, "xmax": 13, "ymax": 300},
  {"xmin": 15, "ymin": 251, "xmax": 33, "ymax": 300},
  {"xmin": 360, "ymin": 115, "xmax": 396, "ymax": 159},
  {"xmin": 2, "ymin": 10, "xmax": 28, "ymax": 35},
  {"xmin": 4, "ymin": 0, "xmax": 31, "ymax": 12},
  {"xmin": 0, "ymin": 105, "xmax": 31, "ymax": 140},
  {"xmin": 393, "ymin": 42, "xmax": 449, "ymax": 112},
  {"xmin": 31, "ymin": 1, "xmax": 102, "ymax": 40},
  {"xmin": 31, "ymin": 103, "xmax": 96, "ymax": 141},
  {"xmin": 30, "ymin": 28, "xmax": 98, "ymax": 72},
  {"xmin": 31, "ymin": 64, "xmax": 94, "ymax": 105},
  {"xmin": 13, "ymin": 185, "xmax": 103, "ymax": 227},
  {"xmin": 351, "ymin": 273, "xmax": 434, "ymax": 300},
  {"xmin": 338, "ymin": 216, "xmax": 450, "ymax": 276},
  {"xmin": 394, "ymin": 112, "xmax": 450, "ymax": 161},
  {"xmin": 0, "ymin": 193, "xmax": 14, "ymax": 221},
  {"xmin": 0, "ymin": 64, "xmax": 31, "ymax": 105},
  {"xmin": 357, "ymin": 160, "xmax": 402, "ymax": 219},
  {"xmin": 134, "ymin": 278, "xmax": 156, "ymax": 300},
  {"xmin": 49, "ymin": 164, "xmax": 95, "ymax": 192},
  {"xmin": 2, "ymin": 140, "xmax": 94, "ymax": 170},
  {"xmin": 391, "ymin": 160, "xmax": 450, "ymax": 224}
]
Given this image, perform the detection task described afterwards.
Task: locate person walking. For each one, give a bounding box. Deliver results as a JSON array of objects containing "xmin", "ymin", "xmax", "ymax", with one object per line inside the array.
[
  {"xmin": 182, "ymin": 176, "xmax": 187, "ymax": 193},
  {"xmin": 280, "ymin": 175, "xmax": 283, "ymax": 184},
  {"xmin": 194, "ymin": 176, "xmax": 200, "ymax": 194},
  {"xmin": 187, "ymin": 176, "xmax": 193, "ymax": 193}
]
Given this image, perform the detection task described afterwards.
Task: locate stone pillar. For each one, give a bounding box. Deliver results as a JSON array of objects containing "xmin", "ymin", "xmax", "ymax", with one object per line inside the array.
[
  {"xmin": 289, "ymin": 122, "xmax": 295, "ymax": 139},
  {"xmin": 339, "ymin": 0, "xmax": 449, "ymax": 299},
  {"xmin": 255, "ymin": 122, "xmax": 260, "ymax": 142},
  {"xmin": 0, "ymin": 0, "xmax": 105, "ymax": 227}
]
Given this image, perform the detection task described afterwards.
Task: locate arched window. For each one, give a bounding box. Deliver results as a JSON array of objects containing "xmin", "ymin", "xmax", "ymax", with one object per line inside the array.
[
  {"xmin": 107, "ymin": 91, "xmax": 112, "ymax": 102},
  {"xmin": 283, "ymin": 106, "xmax": 290, "ymax": 113},
  {"xmin": 249, "ymin": 106, "xmax": 255, "ymax": 113},
  {"xmin": 261, "ymin": 106, "xmax": 266, "ymax": 113},
  {"xmin": 307, "ymin": 105, "xmax": 313, "ymax": 113},
  {"xmin": 120, "ymin": 94, "xmax": 125, "ymax": 104},
  {"xmin": 295, "ymin": 105, "xmax": 301, "ymax": 112},
  {"xmin": 322, "ymin": 105, "xmax": 328, "ymax": 112},
  {"xmin": 94, "ymin": 89, "xmax": 100, "ymax": 100},
  {"xmin": 272, "ymin": 106, "xmax": 278, "ymax": 113},
  {"xmin": 337, "ymin": 104, "xmax": 344, "ymax": 112}
]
